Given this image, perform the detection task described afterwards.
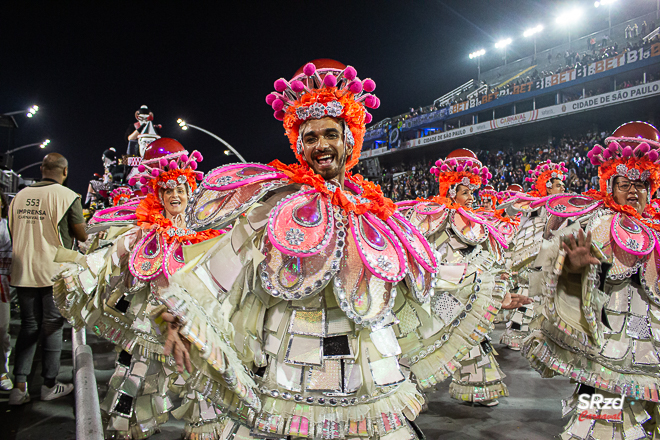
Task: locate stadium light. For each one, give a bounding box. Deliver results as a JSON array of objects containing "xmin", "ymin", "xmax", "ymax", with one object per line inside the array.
[
  {"xmin": 556, "ymin": 8, "xmax": 583, "ymax": 50},
  {"xmin": 6, "ymin": 139, "xmax": 51, "ymax": 154},
  {"xmin": 3, "ymin": 105, "xmax": 40, "ymax": 118},
  {"xmin": 523, "ymin": 25, "xmax": 543, "ymax": 38},
  {"xmin": 177, "ymin": 118, "xmax": 189, "ymax": 130},
  {"xmin": 495, "ymin": 38, "xmax": 512, "ymax": 65},
  {"xmin": 524, "ymin": 25, "xmax": 544, "ymax": 58},
  {"xmin": 469, "ymin": 49, "xmax": 486, "ymax": 82}
]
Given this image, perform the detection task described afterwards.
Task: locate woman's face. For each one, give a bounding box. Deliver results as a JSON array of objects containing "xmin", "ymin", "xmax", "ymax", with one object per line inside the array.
[
  {"xmin": 452, "ymin": 184, "xmax": 474, "ymax": 208},
  {"xmin": 161, "ymin": 184, "xmax": 188, "ymax": 217}
]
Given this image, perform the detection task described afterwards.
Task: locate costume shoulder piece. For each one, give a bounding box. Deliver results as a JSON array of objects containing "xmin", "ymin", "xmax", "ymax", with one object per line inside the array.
[
  {"xmin": 396, "ymin": 200, "xmax": 448, "ymax": 236},
  {"xmin": 545, "ymin": 193, "xmax": 603, "ymax": 218},
  {"xmin": 86, "ymin": 199, "xmax": 140, "ymax": 234},
  {"xmin": 186, "ymin": 162, "xmax": 290, "ymax": 231}
]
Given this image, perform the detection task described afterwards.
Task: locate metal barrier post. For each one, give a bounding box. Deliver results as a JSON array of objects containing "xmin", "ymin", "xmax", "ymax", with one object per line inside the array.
[{"xmin": 72, "ymin": 328, "xmax": 103, "ymax": 440}]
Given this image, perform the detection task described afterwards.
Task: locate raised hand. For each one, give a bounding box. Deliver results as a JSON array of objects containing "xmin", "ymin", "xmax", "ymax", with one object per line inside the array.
[
  {"xmin": 563, "ymin": 229, "xmax": 600, "ymax": 273},
  {"xmin": 161, "ymin": 312, "xmax": 192, "ymax": 374}
]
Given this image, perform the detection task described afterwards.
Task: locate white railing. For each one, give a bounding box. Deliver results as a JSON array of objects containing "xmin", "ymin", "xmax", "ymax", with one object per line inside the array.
[{"xmin": 72, "ymin": 328, "xmax": 103, "ymax": 440}]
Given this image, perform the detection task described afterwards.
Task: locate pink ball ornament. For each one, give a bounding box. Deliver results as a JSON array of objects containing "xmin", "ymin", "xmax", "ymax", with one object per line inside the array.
[
  {"xmin": 465, "ymin": 160, "xmax": 473, "ymax": 167},
  {"xmin": 362, "ymin": 79, "xmax": 376, "ymax": 93},
  {"xmin": 457, "ymin": 165, "xmax": 464, "ymax": 172},
  {"xmin": 435, "ymin": 159, "xmax": 442, "ymax": 166},
  {"xmin": 487, "ymin": 172, "xmax": 493, "ymax": 179},
  {"xmin": 128, "ymin": 178, "xmax": 137, "ymax": 186},
  {"xmin": 271, "ymin": 99, "xmax": 284, "ymax": 111},
  {"xmin": 591, "ymin": 146, "xmax": 603, "ymax": 155},
  {"xmin": 141, "ymin": 186, "xmax": 149, "ymax": 195},
  {"xmin": 189, "ymin": 161, "xmax": 198, "ymax": 170},
  {"xmin": 139, "ymin": 176, "xmax": 147, "ymax": 185},
  {"xmin": 274, "ymin": 78, "xmax": 288, "ymax": 92},
  {"xmin": 323, "ymin": 74, "xmax": 337, "ymax": 87},
  {"xmin": 603, "ymin": 149, "xmax": 612, "ymax": 159},
  {"xmin": 472, "ymin": 166, "xmax": 480, "ymax": 174},
  {"xmin": 608, "ymin": 142, "xmax": 619, "ymax": 153},
  {"xmin": 291, "ymin": 80, "xmax": 305, "ymax": 93},
  {"xmin": 349, "ymin": 80, "xmax": 363, "ymax": 94},
  {"xmin": 180, "ymin": 154, "xmax": 189, "ymax": 162},
  {"xmin": 169, "ymin": 160, "xmax": 178, "ymax": 169},
  {"xmin": 364, "ymin": 95, "xmax": 377, "ymax": 108},
  {"xmin": 274, "ymin": 110, "xmax": 285, "ymax": 121},
  {"xmin": 365, "ymin": 112, "xmax": 373, "ymax": 124},
  {"xmin": 195, "ymin": 172, "xmax": 204, "ymax": 180},
  {"xmin": 151, "ymin": 169, "xmax": 160, "ymax": 177},
  {"xmin": 265, "ymin": 94, "xmax": 277, "ymax": 105},
  {"xmin": 639, "ymin": 142, "xmax": 651, "ymax": 154},
  {"xmin": 137, "ymin": 164, "xmax": 146, "ymax": 172},
  {"xmin": 159, "ymin": 158, "xmax": 168, "ymax": 167},
  {"xmin": 649, "ymin": 150, "xmax": 659, "ymax": 161},
  {"xmin": 440, "ymin": 164, "xmax": 449, "ymax": 172},
  {"xmin": 303, "ymin": 63, "xmax": 316, "ymax": 76},
  {"xmin": 192, "ymin": 151, "xmax": 203, "ymax": 161},
  {"xmin": 373, "ymin": 97, "xmax": 381, "ymax": 109},
  {"xmin": 622, "ymin": 146, "xmax": 633, "ymax": 158},
  {"xmin": 344, "ymin": 66, "xmax": 357, "ymax": 80}
]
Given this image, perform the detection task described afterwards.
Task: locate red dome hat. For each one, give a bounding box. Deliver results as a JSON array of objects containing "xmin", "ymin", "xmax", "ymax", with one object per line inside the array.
[
  {"xmin": 430, "ymin": 149, "xmax": 491, "ymax": 198},
  {"xmin": 266, "ymin": 59, "xmax": 380, "ymax": 171},
  {"xmin": 588, "ymin": 121, "xmax": 660, "ymax": 194},
  {"xmin": 127, "ymin": 138, "xmax": 204, "ymax": 195}
]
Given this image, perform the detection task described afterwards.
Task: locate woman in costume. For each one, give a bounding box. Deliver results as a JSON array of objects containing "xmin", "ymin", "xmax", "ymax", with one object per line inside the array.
[
  {"xmin": 53, "ymin": 138, "xmax": 236, "ymax": 440},
  {"xmin": 397, "ymin": 150, "xmax": 531, "ymax": 407},
  {"xmin": 523, "ymin": 121, "xmax": 660, "ymax": 439},
  {"xmin": 157, "ymin": 60, "xmax": 450, "ymax": 439},
  {"xmin": 498, "ymin": 165, "xmax": 568, "ymax": 351}
]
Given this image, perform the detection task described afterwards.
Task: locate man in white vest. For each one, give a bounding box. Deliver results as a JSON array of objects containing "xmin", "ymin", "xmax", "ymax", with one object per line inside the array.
[{"xmin": 8, "ymin": 153, "xmax": 87, "ymax": 405}]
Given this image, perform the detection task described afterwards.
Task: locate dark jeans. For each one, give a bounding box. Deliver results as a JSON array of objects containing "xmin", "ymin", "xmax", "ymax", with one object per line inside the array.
[{"xmin": 13, "ymin": 286, "xmax": 65, "ymax": 384}]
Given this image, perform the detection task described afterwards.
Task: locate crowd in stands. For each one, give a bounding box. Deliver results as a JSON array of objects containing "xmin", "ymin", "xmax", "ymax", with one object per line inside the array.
[
  {"xmin": 356, "ymin": 132, "xmax": 607, "ymax": 203},
  {"xmin": 370, "ymin": 19, "xmax": 659, "ymax": 134}
]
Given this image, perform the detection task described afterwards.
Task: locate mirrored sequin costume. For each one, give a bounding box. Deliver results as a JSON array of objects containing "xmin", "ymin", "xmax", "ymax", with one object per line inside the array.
[
  {"xmin": 155, "ymin": 60, "xmax": 448, "ymax": 439},
  {"xmin": 523, "ymin": 122, "xmax": 660, "ymax": 439},
  {"xmin": 397, "ymin": 149, "xmax": 510, "ymax": 405},
  {"xmin": 52, "ymin": 139, "xmax": 245, "ymax": 440}
]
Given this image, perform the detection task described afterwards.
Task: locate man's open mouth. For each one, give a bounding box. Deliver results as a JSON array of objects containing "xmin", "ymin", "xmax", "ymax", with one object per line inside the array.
[{"xmin": 313, "ymin": 153, "xmax": 335, "ymax": 168}]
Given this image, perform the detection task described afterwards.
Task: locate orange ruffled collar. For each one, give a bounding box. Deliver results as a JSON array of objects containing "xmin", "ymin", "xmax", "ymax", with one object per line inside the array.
[
  {"xmin": 135, "ymin": 193, "xmax": 222, "ymax": 244},
  {"xmin": 268, "ymin": 160, "xmax": 396, "ymax": 221},
  {"xmin": 583, "ymin": 189, "xmax": 660, "ymax": 233}
]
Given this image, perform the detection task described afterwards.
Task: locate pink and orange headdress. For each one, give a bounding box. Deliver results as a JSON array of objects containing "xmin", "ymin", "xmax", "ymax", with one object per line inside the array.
[
  {"xmin": 430, "ymin": 149, "xmax": 491, "ymax": 199},
  {"xmin": 110, "ymin": 187, "xmax": 136, "ymax": 206},
  {"xmin": 127, "ymin": 138, "xmax": 204, "ymax": 197},
  {"xmin": 525, "ymin": 160, "xmax": 568, "ymax": 197},
  {"xmin": 266, "ymin": 59, "xmax": 380, "ymax": 171},
  {"xmin": 479, "ymin": 185, "xmax": 500, "ymax": 207},
  {"xmin": 587, "ymin": 121, "xmax": 660, "ymax": 195}
]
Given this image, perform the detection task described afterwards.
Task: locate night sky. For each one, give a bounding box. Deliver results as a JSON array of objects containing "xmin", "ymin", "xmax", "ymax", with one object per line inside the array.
[{"xmin": 2, "ymin": 0, "xmax": 656, "ymax": 194}]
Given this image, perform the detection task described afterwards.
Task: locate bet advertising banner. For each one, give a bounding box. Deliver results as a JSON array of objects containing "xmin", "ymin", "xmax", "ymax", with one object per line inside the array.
[
  {"xmin": 360, "ymin": 80, "xmax": 660, "ymax": 158},
  {"xmin": 447, "ymin": 42, "xmax": 660, "ymax": 115}
]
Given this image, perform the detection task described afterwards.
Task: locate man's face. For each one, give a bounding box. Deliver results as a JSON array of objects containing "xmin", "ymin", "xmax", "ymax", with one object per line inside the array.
[
  {"xmin": 301, "ymin": 117, "xmax": 351, "ymax": 181},
  {"xmin": 480, "ymin": 197, "xmax": 493, "ymax": 209},
  {"xmin": 547, "ymin": 178, "xmax": 566, "ymax": 195},
  {"xmin": 453, "ymin": 184, "xmax": 474, "ymax": 208},
  {"xmin": 612, "ymin": 176, "xmax": 648, "ymax": 214}
]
